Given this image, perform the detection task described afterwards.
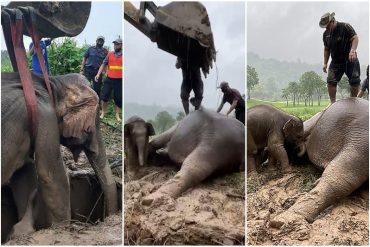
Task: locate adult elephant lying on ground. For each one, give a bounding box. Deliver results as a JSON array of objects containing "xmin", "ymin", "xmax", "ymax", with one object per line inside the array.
[
  {"xmin": 1, "ymin": 73, "xmax": 117, "ymax": 231},
  {"xmin": 271, "ymin": 98, "xmax": 369, "ymax": 228},
  {"xmin": 139, "ymin": 108, "xmax": 245, "ymax": 205}
]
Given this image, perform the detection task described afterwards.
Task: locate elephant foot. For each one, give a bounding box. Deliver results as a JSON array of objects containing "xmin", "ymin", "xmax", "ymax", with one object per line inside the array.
[
  {"xmin": 270, "ymin": 210, "xmax": 306, "ymax": 229},
  {"xmin": 281, "ymin": 165, "xmax": 293, "ymax": 174},
  {"xmin": 141, "ymin": 191, "xmax": 173, "ymax": 207},
  {"xmin": 11, "ymin": 221, "xmax": 35, "ymax": 238}
]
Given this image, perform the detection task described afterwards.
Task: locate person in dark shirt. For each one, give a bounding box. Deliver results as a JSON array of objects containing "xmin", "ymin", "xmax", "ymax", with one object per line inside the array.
[
  {"xmin": 28, "ymin": 38, "xmax": 52, "ymax": 74},
  {"xmin": 358, "ymin": 65, "xmax": 369, "ymax": 98},
  {"xmin": 80, "ymin": 36, "xmax": 108, "ymax": 99},
  {"xmin": 176, "ymin": 57, "xmax": 203, "ymax": 115},
  {"xmin": 320, "ymin": 12, "xmax": 361, "ymax": 103},
  {"xmin": 216, "ymin": 81, "xmax": 245, "ymax": 125}
]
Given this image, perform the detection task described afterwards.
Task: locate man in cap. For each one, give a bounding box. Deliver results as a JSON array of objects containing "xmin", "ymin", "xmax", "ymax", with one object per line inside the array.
[
  {"xmin": 80, "ymin": 35, "xmax": 108, "ymax": 99},
  {"xmin": 216, "ymin": 81, "xmax": 245, "ymax": 124},
  {"xmin": 320, "ymin": 12, "xmax": 361, "ymax": 103},
  {"xmin": 95, "ymin": 37, "xmax": 123, "ymax": 122},
  {"xmin": 176, "ymin": 57, "xmax": 203, "ymax": 115},
  {"xmin": 358, "ymin": 65, "xmax": 369, "ymax": 98}
]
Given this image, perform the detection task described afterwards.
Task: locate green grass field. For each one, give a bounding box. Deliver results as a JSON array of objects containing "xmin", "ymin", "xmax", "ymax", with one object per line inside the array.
[{"xmin": 247, "ymin": 98, "xmax": 329, "ymax": 120}]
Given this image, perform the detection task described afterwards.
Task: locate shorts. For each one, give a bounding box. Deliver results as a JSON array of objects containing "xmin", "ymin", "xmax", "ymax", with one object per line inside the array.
[
  {"xmin": 327, "ymin": 59, "xmax": 361, "ymax": 86},
  {"xmin": 101, "ymin": 77, "xmax": 122, "ymax": 108}
]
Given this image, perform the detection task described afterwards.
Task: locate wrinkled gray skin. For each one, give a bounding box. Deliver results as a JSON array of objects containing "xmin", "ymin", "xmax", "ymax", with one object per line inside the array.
[
  {"xmin": 247, "ymin": 104, "xmax": 306, "ymax": 174},
  {"xmin": 271, "ymin": 98, "xmax": 369, "ymax": 227},
  {"xmin": 1, "ymin": 72, "xmax": 117, "ymax": 235},
  {"xmin": 139, "ymin": 108, "xmax": 245, "ymax": 205},
  {"xmin": 124, "ymin": 116, "xmax": 155, "ymax": 178}
]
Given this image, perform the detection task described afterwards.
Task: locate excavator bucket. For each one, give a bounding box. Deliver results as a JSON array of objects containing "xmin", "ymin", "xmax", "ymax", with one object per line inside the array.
[
  {"xmin": 154, "ymin": 2, "xmax": 216, "ymax": 77},
  {"xmin": 5, "ymin": 2, "xmax": 91, "ymax": 38}
]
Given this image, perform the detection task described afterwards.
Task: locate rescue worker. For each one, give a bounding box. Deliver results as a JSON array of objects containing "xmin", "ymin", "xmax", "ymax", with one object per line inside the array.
[
  {"xmin": 28, "ymin": 38, "xmax": 53, "ymax": 74},
  {"xmin": 95, "ymin": 37, "xmax": 122, "ymax": 122},
  {"xmin": 217, "ymin": 81, "xmax": 245, "ymax": 125},
  {"xmin": 80, "ymin": 35, "xmax": 108, "ymax": 99},
  {"xmin": 176, "ymin": 57, "xmax": 203, "ymax": 115},
  {"xmin": 320, "ymin": 12, "xmax": 361, "ymax": 103}
]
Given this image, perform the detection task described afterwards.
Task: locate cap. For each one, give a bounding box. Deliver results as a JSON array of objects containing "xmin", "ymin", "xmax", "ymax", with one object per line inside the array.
[
  {"xmin": 96, "ymin": 35, "xmax": 105, "ymax": 41},
  {"xmin": 113, "ymin": 38, "xmax": 122, "ymax": 44},
  {"xmin": 217, "ymin": 81, "xmax": 229, "ymax": 89}
]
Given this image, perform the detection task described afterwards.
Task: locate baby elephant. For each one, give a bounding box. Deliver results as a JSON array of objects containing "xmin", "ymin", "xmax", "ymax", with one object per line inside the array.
[
  {"xmin": 124, "ymin": 116, "xmax": 155, "ymax": 178},
  {"xmin": 247, "ymin": 104, "xmax": 305, "ymax": 174}
]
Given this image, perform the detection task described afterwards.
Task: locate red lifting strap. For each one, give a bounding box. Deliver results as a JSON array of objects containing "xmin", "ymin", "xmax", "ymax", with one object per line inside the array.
[
  {"xmin": 24, "ymin": 13, "xmax": 54, "ymax": 105},
  {"xmin": 10, "ymin": 10, "xmax": 38, "ymax": 141}
]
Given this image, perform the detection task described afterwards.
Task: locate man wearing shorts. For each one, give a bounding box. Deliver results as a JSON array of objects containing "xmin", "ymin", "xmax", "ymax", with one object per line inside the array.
[
  {"xmin": 320, "ymin": 12, "xmax": 361, "ymax": 103},
  {"xmin": 95, "ymin": 38, "xmax": 122, "ymax": 122}
]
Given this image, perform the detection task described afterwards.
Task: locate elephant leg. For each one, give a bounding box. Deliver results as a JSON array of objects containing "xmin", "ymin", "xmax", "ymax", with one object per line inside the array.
[
  {"xmin": 35, "ymin": 115, "xmax": 71, "ymax": 224},
  {"xmin": 271, "ymin": 150, "xmax": 368, "ymax": 228},
  {"xmin": 149, "ymin": 124, "xmax": 177, "ymax": 150},
  {"xmin": 267, "ymin": 137, "xmax": 291, "ymax": 173},
  {"xmin": 142, "ymin": 146, "xmax": 216, "ymax": 206},
  {"xmin": 11, "ymin": 189, "xmax": 37, "ymax": 237},
  {"xmin": 247, "ymin": 131, "xmax": 258, "ymax": 175}
]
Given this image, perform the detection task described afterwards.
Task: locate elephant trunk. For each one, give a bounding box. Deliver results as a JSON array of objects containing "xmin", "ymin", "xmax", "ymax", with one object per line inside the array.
[
  {"xmin": 296, "ymin": 143, "xmax": 306, "ymax": 157},
  {"xmin": 84, "ymin": 122, "xmax": 117, "ymax": 216},
  {"xmin": 136, "ymin": 136, "xmax": 148, "ymax": 167}
]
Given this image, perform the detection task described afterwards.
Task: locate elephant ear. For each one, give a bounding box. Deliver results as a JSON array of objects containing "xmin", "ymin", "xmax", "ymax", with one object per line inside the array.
[
  {"xmin": 283, "ymin": 118, "xmax": 295, "ymax": 136},
  {"xmin": 124, "ymin": 123, "xmax": 131, "ymax": 138},
  {"xmin": 146, "ymin": 122, "xmax": 155, "ymax": 136},
  {"xmin": 58, "ymin": 83, "xmax": 99, "ymax": 139}
]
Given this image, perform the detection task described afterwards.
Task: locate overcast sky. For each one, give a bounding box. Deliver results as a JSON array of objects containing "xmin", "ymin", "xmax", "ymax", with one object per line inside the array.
[
  {"xmin": 1, "ymin": 1, "xmax": 122, "ymax": 50},
  {"xmin": 247, "ymin": 1, "xmax": 369, "ymax": 65},
  {"xmin": 124, "ymin": 1, "xmax": 246, "ymax": 109}
]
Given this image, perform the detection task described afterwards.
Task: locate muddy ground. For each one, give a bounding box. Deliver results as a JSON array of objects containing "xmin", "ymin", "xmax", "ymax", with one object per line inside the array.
[
  {"xmin": 247, "ymin": 164, "xmax": 369, "ymax": 245},
  {"xmin": 6, "ymin": 123, "xmax": 122, "ymax": 245},
  {"xmin": 124, "ymin": 165, "xmax": 245, "ymax": 245}
]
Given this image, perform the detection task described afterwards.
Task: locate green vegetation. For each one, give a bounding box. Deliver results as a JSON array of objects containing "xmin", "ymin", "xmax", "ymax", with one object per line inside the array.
[
  {"xmin": 247, "ymin": 98, "xmax": 328, "ymax": 120},
  {"xmin": 148, "ymin": 111, "xmax": 184, "ymax": 134}
]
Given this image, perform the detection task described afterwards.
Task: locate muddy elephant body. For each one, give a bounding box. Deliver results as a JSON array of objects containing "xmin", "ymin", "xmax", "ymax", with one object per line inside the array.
[
  {"xmin": 142, "ymin": 108, "xmax": 245, "ymax": 205},
  {"xmin": 1, "ymin": 72, "xmax": 117, "ymax": 234},
  {"xmin": 271, "ymin": 98, "xmax": 369, "ymax": 227},
  {"xmin": 247, "ymin": 104, "xmax": 305, "ymax": 174}
]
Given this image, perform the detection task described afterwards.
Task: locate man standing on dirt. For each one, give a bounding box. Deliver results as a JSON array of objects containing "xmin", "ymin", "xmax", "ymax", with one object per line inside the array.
[
  {"xmin": 320, "ymin": 12, "xmax": 361, "ymax": 103},
  {"xmin": 216, "ymin": 81, "xmax": 245, "ymax": 125},
  {"xmin": 176, "ymin": 57, "xmax": 203, "ymax": 115},
  {"xmin": 358, "ymin": 65, "xmax": 369, "ymax": 98},
  {"xmin": 80, "ymin": 36, "xmax": 108, "ymax": 99},
  {"xmin": 95, "ymin": 38, "xmax": 122, "ymax": 122}
]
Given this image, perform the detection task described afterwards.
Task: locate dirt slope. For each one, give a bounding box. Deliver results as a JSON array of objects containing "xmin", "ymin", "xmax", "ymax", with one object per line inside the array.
[
  {"xmin": 247, "ymin": 165, "xmax": 369, "ymax": 245},
  {"xmin": 124, "ymin": 166, "xmax": 245, "ymax": 245}
]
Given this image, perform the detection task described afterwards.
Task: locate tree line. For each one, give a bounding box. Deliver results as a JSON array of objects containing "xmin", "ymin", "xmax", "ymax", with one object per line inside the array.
[
  {"xmin": 148, "ymin": 111, "xmax": 185, "ymax": 134},
  {"xmin": 247, "ymin": 65, "xmax": 351, "ymax": 106}
]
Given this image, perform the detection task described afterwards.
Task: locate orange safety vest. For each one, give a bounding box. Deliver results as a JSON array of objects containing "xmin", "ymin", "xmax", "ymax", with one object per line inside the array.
[{"xmin": 107, "ymin": 51, "xmax": 122, "ymax": 79}]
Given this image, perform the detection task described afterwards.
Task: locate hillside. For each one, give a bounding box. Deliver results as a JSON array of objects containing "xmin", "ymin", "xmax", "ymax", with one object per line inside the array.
[{"xmin": 124, "ymin": 102, "xmax": 182, "ymax": 121}]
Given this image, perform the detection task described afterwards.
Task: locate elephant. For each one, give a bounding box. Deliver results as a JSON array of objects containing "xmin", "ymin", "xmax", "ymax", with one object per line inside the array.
[
  {"xmin": 1, "ymin": 72, "xmax": 117, "ymax": 233},
  {"xmin": 124, "ymin": 116, "xmax": 155, "ymax": 178},
  {"xmin": 270, "ymin": 98, "xmax": 369, "ymax": 227},
  {"xmin": 247, "ymin": 104, "xmax": 306, "ymax": 174},
  {"xmin": 132, "ymin": 108, "xmax": 245, "ymax": 205}
]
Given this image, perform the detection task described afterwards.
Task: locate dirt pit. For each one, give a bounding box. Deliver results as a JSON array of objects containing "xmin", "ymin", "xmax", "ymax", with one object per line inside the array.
[
  {"xmin": 4, "ymin": 123, "xmax": 122, "ymax": 245},
  {"xmin": 247, "ymin": 165, "xmax": 369, "ymax": 245},
  {"xmin": 124, "ymin": 166, "xmax": 245, "ymax": 245}
]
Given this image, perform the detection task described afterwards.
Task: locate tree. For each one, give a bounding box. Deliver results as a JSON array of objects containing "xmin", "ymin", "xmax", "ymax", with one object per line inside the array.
[
  {"xmin": 247, "ymin": 65, "xmax": 259, "ymax": 100},
  {"xmin": 281, "ymin": 88, "xmax": 290, "ymax": 106},
  {"xmin": 48, "ymin": 38, "xmax": 89, "ymax": 75},
  {"xmin": 338, "ymin": 76, "xmax": 349, "ymax": 99},
  {"xmin": 176, "ymin": 111, "xmax": 185, "ymax": 122},
  {"xmin": 154, "ymin": 111, "xmax": 176, "ymax": 134},
  {"xmin": 287, "ymin": 81, "xmax": 299, "ymax": 107},
  {"xmin": 299, "ymin": 71, "xmax": 322, "ymax": 106}
]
